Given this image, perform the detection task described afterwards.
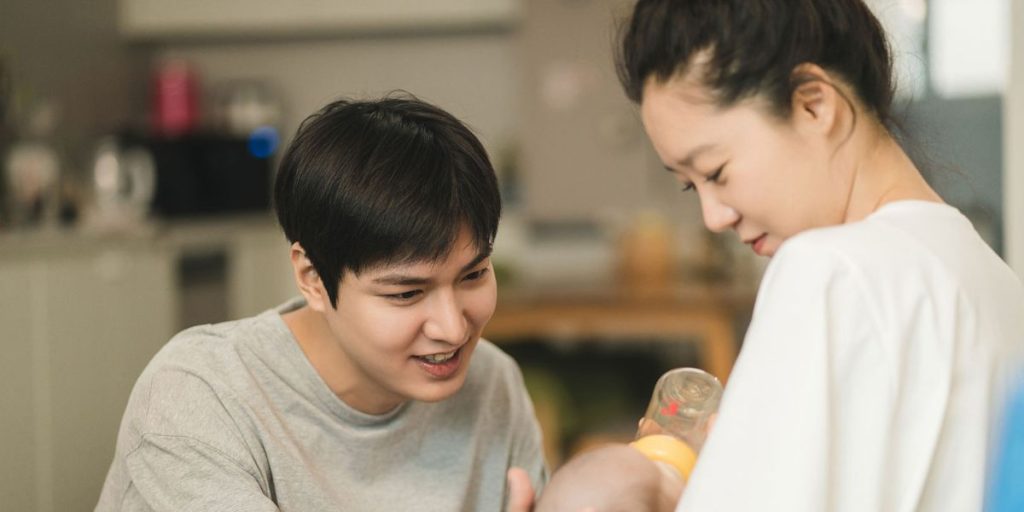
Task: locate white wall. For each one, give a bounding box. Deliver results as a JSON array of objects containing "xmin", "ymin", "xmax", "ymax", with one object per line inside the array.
[
  {"xmin": 161, "ymin": 33, "xmax": 520, "ymax": 161},
  {"xmin": 0, "ymin": 0, "xmax": 151, "ymax": 159},
  {"xmin": 121, "ymin": 0, "xmax": 519, "ymax": 37},
  {"xmin": 1006, "ymin": 0, "xmax": 1024, "ymax": 276}
]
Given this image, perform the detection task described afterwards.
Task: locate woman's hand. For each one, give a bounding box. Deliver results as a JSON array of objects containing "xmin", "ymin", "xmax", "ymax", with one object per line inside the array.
[{"xmin": 506, "ymin": 467, "xmax": 535, "ymax": 512}]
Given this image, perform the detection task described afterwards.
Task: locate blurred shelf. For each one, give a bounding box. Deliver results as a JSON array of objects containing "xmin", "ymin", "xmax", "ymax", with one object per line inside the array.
[{"xmin": 486, "ymin": 282, "xmax": 755, "ymax": 383}]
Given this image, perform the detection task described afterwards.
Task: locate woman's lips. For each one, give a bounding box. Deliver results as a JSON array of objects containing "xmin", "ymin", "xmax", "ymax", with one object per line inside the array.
[{"xmin": 750, "ymin": 234, "xmax": 767, "ymax": 256}]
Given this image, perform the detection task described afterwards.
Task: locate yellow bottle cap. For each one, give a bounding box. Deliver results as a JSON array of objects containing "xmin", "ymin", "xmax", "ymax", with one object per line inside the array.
[{"xmin": 629, "ymin": 434, "xmax": 698, "ymax": 481}]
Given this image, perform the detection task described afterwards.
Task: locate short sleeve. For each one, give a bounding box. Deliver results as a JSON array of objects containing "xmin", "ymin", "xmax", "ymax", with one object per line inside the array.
[
  {"xmin": 677, "ymin": 238, "xmax": 883, "ymax": 512},
  {"xmin": 507, "ymin": 362, "xmax": 550, "ymax": 493},
  {"xmin": 118, "ymin": 370, "xmax": 280, "ymax": 512}
]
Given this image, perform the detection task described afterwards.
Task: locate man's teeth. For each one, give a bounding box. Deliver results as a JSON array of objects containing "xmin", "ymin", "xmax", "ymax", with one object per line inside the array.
[{"xmin": 422, "ymin": 351, "xmax": 456, "ymax": 363}]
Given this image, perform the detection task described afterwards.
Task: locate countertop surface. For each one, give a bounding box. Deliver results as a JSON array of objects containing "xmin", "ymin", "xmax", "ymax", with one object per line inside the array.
[{"xmin": 0, "ymin": 213, "xmax": 284, "ymax": 258}]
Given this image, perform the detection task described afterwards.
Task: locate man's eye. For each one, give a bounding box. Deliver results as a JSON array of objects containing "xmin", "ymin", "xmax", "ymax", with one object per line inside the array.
[
  {"xmin": 386, "ymin": 290, "xmax": 422, "ymax": 301},
  {"xmin": 464, "ymin": 268, "xmax": 489, "ymax": 282}
]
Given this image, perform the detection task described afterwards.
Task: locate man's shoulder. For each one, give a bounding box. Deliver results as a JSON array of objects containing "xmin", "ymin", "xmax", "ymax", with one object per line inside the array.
[
  {"xmin": 123, "ymin": 311, "xmax": 292, "ymax": 437},
  {"xmin": 466, "ymin": 339, "xmax": 521, "ymax": 382},
  {"xmin": 155, "ymin": 318, "xmax": 255, "ymax": 368},
  {"xmin": 451, "ymin": 339, "xmax": 529, "ymax": 407},
  {"xmin": 142, "ymin": 309, "xmax": 288, "ymax": 391}
]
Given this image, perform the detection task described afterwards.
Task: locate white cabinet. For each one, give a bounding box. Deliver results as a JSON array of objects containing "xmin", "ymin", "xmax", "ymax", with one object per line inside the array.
[
  {"xmin": 0, "ymin": 217, "xmax": 294, "ymax": 511},
  {"xmin": 0, "ymin": 241, "xmax": 177, "ymax": 512},
  {"xmin": 0, "ymin": 262, "xmax": 39, "ymax": 510},
  {"xmin": 228, "ymin": 227, "xmax": 296, "ymax": 319}
]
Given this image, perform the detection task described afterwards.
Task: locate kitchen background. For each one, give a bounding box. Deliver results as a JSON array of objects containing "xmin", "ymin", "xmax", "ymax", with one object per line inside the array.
[{"xmin": 1, "ymin": 0, "xmax": 1021, "ymax": 510}]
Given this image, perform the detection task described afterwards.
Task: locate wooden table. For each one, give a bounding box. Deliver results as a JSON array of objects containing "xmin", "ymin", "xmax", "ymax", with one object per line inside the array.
[{"xmin": 484, "ymin": 282, "xmax": 756, "ymax": 383}]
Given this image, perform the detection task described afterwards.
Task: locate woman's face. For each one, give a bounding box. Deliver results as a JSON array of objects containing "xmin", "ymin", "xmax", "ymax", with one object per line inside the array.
[{"xmin": 640, "ymin": 77, "xmax": 851, "ymax": 257}]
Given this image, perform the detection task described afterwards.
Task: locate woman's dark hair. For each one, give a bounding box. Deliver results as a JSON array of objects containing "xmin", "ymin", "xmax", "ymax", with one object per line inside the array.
[
  {"xmin": 273, "ymin": 94, "xmax": 501, "ymax": 308},
  {"xmin": 617, "ymin": 0, "xmax": 895, "ymax": 126}
]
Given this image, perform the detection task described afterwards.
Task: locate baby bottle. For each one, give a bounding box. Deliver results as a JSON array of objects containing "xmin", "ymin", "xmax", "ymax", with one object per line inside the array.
[{"xmin": 629, "ymin": 368, "xmax": 722, "ymax": 482}]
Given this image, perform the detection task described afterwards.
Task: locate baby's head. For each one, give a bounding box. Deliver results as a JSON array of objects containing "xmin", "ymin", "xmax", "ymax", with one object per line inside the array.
[{"xmin": 536, "ymin": 444, "xmax": 683, "ymax": 512}]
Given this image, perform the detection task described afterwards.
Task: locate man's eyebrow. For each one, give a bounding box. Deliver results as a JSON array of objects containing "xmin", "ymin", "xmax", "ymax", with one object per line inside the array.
[
  {"xmin": 371, "ymin": 274, "xmax": 431, "ymax": 286},
  {"xmin": 371, "ymin": 248, "xmax": 492, "ymax": 286},
  {"xmin": 460, "ymin": 249, "xmax": 492, "ymax": 273}
]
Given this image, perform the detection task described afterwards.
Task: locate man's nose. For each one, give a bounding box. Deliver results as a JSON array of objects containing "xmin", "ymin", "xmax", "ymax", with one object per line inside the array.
[{"xmin": 422, "ymin": 292, "xmax": 469, "ymax": 344}]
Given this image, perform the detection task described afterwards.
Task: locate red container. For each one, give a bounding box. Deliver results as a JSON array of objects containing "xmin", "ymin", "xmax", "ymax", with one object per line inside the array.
[{"xmin": 150, "ymin": 59, "xmax": 200, "ymax": 138}]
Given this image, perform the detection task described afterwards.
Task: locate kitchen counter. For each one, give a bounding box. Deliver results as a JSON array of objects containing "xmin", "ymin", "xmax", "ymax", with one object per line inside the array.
[{"xmin": 0, "ymin": 213, "xmax": 284, "ymax": 259}]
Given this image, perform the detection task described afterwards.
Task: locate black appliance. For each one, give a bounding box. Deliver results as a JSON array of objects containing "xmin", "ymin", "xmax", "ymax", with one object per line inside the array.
[{"xmin": 141, "ymin": 133, "xmax": 272, "ymax": 218}]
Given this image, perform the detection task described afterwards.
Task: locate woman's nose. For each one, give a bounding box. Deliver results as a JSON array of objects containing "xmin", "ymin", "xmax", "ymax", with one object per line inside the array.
[{"xmin": 700, "ymin": 194, "xmax": 740, "ymax": 233}]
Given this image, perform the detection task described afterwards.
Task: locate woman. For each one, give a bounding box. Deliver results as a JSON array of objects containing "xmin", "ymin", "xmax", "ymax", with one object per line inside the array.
[{"xmin": 509, "ymin": 1, "xmax": 1024, "ymax": 510}]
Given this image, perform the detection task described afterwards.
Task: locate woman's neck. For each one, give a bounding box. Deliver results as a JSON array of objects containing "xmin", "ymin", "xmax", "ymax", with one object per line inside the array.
[{"xmin": 841, "ymin": 120, "xmax": 943, "ymax": 224}]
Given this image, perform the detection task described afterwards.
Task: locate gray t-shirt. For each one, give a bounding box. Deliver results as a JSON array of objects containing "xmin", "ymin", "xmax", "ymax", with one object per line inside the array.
[{"xmin": 96, "ymin": 298, "xmax": 548, "ymax": 511}]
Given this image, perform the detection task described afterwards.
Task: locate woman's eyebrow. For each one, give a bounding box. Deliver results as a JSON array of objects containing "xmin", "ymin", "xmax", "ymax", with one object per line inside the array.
[{"xmin": 674, "ymin": 143, "xmax": 717, "ymax": 169}]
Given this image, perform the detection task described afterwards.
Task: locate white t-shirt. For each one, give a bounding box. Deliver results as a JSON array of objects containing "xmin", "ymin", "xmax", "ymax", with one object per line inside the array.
[{"xmin": 678, "ymin": 201, "xmax": 1024, "ymax": 512}]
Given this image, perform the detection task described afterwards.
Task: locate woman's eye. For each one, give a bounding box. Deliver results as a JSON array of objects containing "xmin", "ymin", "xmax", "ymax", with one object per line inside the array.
[
  {"xmin": 706, "ymin": 165, "xmax": 725, "ymax": 183},
  {"xmin": 680, "ymin": 182, "xmax": 696, "ymax": 193}
]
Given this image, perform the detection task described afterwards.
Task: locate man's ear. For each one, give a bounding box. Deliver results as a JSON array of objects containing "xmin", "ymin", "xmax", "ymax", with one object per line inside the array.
[
  {"xmin": 789, "ymin": 62, "xmax": 845, "ymax": 140},
  {"xmin": 289, "ymin": 242, "xmax": 331, "ymax": 312}
]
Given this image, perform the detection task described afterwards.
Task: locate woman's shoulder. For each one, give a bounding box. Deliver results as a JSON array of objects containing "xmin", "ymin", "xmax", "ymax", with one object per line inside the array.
[
  {"xmin": 765, "ymin": 202, "xmax": 1023, "ymax": 331},
  {"xmin": 772, "ymin": 201, "xmax": 985, "ymax": 282},
  {"xmin": 764, "ymin": 223, "xmax": 885, "ymax": 292}
]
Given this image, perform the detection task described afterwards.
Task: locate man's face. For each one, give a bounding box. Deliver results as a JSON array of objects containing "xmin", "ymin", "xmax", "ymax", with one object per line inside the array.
[{"xmin": 320, "ymin": 226, "xmax": 497, "ymax": 413}]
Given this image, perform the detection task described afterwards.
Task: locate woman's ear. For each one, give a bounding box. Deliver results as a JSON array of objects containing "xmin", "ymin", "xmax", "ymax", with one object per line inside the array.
[
  {"xmin": 789, "ymin": 63, "xmax": 845, "ymax": 140},
  {"xmin": 289, "ymin": 242, "xmax": 331, "ymax": 312}
]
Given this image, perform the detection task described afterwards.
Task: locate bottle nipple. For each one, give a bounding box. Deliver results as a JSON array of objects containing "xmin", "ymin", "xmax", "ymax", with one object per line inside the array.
[{"xmin": 629, "ymin": 434, "xmax": 697, "ymax": 481}]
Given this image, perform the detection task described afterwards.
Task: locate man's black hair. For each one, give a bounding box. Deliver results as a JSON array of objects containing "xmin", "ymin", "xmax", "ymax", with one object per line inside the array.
[{"xmin": 274, "ymin": 94, "xmax": 501, "ymax": 308}]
